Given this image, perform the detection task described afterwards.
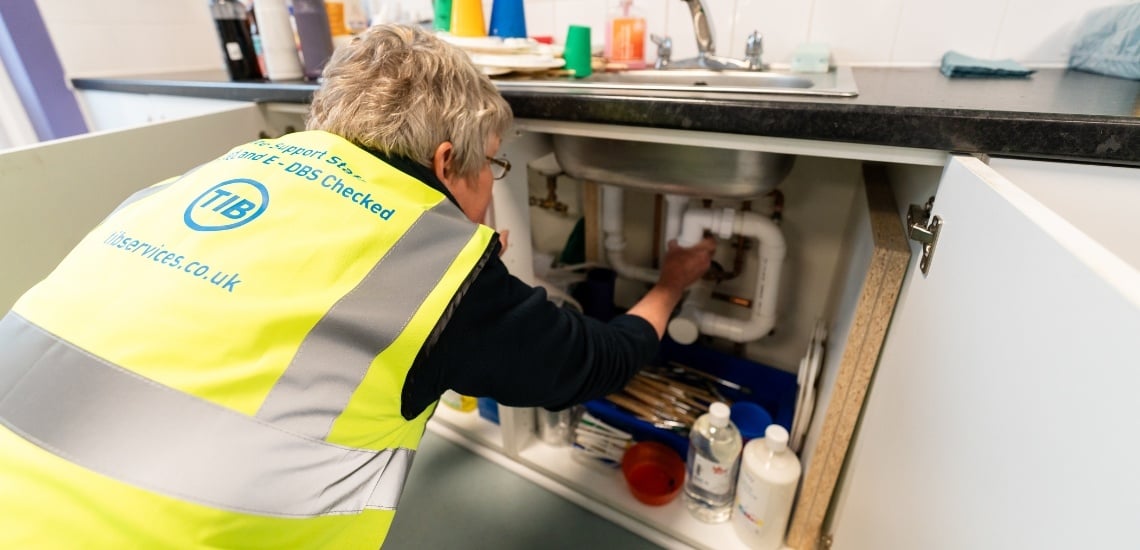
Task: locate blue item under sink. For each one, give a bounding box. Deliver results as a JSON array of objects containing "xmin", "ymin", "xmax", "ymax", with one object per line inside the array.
[
  {"xmin": 585, "ymin": 337, "xmax": 797, "ymax": 460},
  {"xmin": 477, "ymin": 397, "xmax": 500, "ymax": 424}
]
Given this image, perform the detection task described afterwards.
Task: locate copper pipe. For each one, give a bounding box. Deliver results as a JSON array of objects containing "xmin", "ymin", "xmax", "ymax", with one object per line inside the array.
[
  {"xmin": 712, "ymin": 291, "xmax": 752, "ymax": 308},
  {"xmin": 768, "ymin": 189, "xmax": 784, "ymax": 224}
]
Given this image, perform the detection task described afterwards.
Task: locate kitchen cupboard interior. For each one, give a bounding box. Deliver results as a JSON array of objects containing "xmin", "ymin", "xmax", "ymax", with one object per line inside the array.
[{"xmin": 4, "ymin": 98, "xmax": 1137, "ymax": 550}]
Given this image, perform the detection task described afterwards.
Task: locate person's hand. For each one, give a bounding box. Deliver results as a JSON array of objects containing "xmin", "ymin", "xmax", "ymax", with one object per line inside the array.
[
  {"xmin": 497, "ymin": 230, "xmax": 510, "ymax": 257},
  {"xmin": 626, "ymin": 237, "xmax": 717, "ymax": 339},
  {"xmin": 656, "ymin": 237, "xmax": 717, "ymax": 294}
]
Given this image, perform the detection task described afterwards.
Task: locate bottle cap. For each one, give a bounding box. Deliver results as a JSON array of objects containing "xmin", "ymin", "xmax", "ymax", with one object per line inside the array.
[
  {"xmin": 764, "ymin": 424, "xmax": 789, "ymax": 452},
  {"xmin": 708, "ymin": 402, "xmax": 730, "ymax": 427}
]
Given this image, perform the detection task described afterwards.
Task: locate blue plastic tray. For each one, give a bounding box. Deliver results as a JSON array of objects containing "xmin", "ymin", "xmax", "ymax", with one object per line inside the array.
[{"xmin": 584, "ymin": 337, "xmax": 797, "ymax": 460}]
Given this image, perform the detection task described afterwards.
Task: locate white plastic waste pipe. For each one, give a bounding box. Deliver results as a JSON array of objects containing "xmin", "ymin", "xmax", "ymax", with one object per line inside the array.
[
  {"xmin": 669, "ymin": 208, "xmax": 786, "ymax": 344},
  {"xmin": 601, "ymin": 185, "xmax": 659, "ymax": 284},
  {"xmin": 662, "ymin": 193, "xmax": 690, "ymax": 250}
]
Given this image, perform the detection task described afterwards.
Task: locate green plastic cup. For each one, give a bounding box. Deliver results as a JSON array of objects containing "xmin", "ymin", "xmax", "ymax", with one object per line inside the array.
[
  {"xmin": 434, "ymin": 0, "xmax": 452, "ymax": 32},
  {"xmin": 563, "ymin": 25, "xmax": 592, "ymax": 78}
]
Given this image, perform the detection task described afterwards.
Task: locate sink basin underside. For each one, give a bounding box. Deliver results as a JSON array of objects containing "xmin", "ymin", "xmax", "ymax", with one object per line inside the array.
[{"xmin": 552, "ymin": 135, "xmax": 795, "ymax": 199}]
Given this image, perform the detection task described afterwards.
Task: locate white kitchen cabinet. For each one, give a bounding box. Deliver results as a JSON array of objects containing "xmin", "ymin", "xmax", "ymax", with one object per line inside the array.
[
  {"xmin": 3, "ymin": 106, "xmax": 1137, "ymax": 550},
  {"xmin": 0, "ymin": 103, "xmax": 282, "ymax": 310},
  {"xmin": 435, "ymin": 122, "xmax": 925, "ymax": 550},
  {"xmin": 825, "ymin": 156, "xmax": 1140, "ymax": 550},
  {"xmin": 78, "ymin": 90, "xmax": 254, "ymax": 132}
]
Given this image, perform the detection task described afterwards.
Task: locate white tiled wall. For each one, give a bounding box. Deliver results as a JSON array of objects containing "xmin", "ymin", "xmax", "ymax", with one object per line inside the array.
[
  {"xmin": 530, "ymin": 0, "xmax": 1129, "ymax": 67},
  {"xmin": 34, "ymin": 0, "xmax": 1130, "ymax": 78}
]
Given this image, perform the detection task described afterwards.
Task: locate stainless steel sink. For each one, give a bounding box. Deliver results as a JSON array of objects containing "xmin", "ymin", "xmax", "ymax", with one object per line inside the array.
[
  {"xmin": 495, "ymin": 66, "xmax": 858, "ymax": 97},
  {"xmin": 551, "ymin": 135, "xmax": 794, "ymax": 198},
  {"xmin": 588, "ymin": 69, "xmax": 812, "ymax": 89}
]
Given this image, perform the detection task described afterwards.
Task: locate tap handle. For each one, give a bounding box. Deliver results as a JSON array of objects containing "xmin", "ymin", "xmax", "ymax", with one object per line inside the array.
[
  {"xmin": 745, "ymin": 31, "xmax": 763, "ymax": 57},
  {"xmin": 650, "ymin": 34, "xmax": 673, "ymax": 59},
  {"xmin": 745, "ymin": 30, "xmax": 765, "ymax": 69}
]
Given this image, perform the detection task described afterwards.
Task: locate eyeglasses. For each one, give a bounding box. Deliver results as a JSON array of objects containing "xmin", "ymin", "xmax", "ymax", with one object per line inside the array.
[{"xmin": 487, "ymin": 156, "xmax": 511, "ymax": 180}]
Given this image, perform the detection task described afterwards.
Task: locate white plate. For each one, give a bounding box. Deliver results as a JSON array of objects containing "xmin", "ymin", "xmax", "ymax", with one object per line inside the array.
[
  {"xmin": 791, "ymin": 320, "xmax": 826, "ymax": 452},
  {"xmin": 440, "ymin": 34, "xmax": 553, "ymax": 55},
  {"xmin": 470, "ymin": 53, "xmax": 565, "ymax": 72},
  {"xmin": 481, "ymin": 66, "xmax": 513, "ymax": 76}
]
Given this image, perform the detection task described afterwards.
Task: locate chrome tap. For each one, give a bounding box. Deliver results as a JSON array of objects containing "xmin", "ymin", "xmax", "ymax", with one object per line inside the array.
[
  {"xmin": 682, "ymin": 0, "xmax": 716, "ymax": 58},
  {"xmin": 671, "ymin": 0, "xmax": 761, "ymax": 71},
  {"xmin": 744, "ymin": 30, "xmax": 767, "ymax": 70},
  {"xmin": 651, "ymin": 34, "xmax": 673, "ymax": 69}
]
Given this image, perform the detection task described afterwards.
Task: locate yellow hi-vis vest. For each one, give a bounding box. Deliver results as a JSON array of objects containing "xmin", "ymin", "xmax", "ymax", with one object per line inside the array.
[{"xmin": 0, "ymin": 131, "xmax": 496, "ymax": 549}]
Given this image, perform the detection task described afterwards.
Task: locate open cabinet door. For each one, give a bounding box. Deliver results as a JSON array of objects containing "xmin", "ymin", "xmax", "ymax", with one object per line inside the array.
[
  {"xmin": 827, "ymin": 156, "xmax": 1140, "ymax": 549},
  {"xmin": 0, "ymin": 104, "xmax": 271, "ymax": 309},
  {"xmin": 787, "ymin": 163, "xmax": 912, "ymax": 550}
]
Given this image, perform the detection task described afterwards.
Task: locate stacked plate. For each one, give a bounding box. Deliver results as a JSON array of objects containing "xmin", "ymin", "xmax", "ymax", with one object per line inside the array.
[
  {"xmin": 790, "ymin": 319, "xmax": 826, "ymax": 453},
  {"xmin": 438, "ymin": 35, "xmax": 565, "ymax": 76}
]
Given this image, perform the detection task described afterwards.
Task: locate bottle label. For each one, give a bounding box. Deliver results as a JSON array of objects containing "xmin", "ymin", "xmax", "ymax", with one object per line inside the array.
[
  {"xmin": 609, "ymin": 17, "xmax": 645, "ymax": 63},
  {"xmin": 690, "ymin": 453, "xmax": 733, "ymax": 494},
  {"xmin": 736, "ymin": 471, "xmax": 770, "ymax": 527},
  {"xmin": 225, "ymin": 42, "xmax": 244, "ymax": 61}
]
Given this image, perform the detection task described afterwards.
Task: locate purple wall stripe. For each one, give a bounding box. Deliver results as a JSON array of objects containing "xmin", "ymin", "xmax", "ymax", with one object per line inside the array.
[{"xmin": 0, "ymin": 1, "xmax": 87, "ymax": 141}]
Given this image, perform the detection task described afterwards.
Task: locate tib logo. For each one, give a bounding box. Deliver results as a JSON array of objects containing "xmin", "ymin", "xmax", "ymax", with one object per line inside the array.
[{"xmin": 184, "ymin": 179, "xmax": 269, "ymax": 231}]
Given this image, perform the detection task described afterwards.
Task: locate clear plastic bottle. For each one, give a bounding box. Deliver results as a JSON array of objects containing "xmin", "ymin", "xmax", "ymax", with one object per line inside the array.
[
  {"xmin": 733, "ymin": 424, "xmax": 802, "ymax": 550},
  {"xmin": 684, "ymin": 401, "xmax": 742, "ymax": 523}
]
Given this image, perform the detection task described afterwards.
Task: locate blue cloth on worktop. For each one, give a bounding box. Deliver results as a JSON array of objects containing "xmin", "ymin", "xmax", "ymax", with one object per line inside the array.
[
  {"xmin": 940, "ymin": 51, "xmax": 1035, "ymax": 78},
  {"xmin": 1069, "ymin": 2, "xmax": 1140, "ymax": 80}
]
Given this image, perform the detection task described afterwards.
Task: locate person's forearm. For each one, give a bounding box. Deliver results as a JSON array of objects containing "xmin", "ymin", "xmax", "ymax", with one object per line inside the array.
[{"xmin": 625, "ymin": 283, "xmax": 685, "ymax": 339}]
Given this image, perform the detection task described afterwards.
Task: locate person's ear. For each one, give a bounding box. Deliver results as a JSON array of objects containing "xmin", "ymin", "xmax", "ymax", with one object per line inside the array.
[{"xmin": 432, "ymin": 141, "xmax": 455, "ymax": 185}]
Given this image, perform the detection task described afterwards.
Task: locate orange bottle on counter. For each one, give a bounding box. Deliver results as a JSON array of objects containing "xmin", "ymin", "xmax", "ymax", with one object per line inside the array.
[{"xmin": 604, "ymin": 0, "xmax": 646, "ymax": 69}]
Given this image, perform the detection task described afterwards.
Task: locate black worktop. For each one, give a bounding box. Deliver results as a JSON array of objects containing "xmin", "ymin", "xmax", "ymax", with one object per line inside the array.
[{"xmin": 72, "ymin": 67, "xmax": 1140, "ymax": 165}]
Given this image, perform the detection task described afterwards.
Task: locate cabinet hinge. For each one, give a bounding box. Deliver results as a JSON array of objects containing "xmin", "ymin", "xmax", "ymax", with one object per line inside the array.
[{"xmin": 907, "ymin": 196, "xmax": 942, "ymax": 276}]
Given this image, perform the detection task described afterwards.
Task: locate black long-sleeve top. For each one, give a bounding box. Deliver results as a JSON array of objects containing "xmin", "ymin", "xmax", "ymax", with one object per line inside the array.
[{"xmin": 373, "ymin": 152, "xmax": 660, "ymax": 420}]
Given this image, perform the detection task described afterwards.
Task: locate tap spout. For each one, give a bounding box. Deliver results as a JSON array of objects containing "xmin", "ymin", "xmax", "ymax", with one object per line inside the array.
[{"xmin": 681, "ymin": 0, "xmax": 716, "ymax": 57}]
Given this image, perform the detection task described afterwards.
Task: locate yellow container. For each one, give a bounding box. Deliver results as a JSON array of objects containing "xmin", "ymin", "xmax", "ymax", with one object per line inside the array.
[
  {"xmin": 441, "ymin": 390, "xmax": 478, "ymax": 412},
  {"xmin": 450, "ymin": 0, "xmax": 486, "ymax": 37}
]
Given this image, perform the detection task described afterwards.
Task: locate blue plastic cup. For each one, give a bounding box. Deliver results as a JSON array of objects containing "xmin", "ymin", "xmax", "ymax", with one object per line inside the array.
[
  {"xmin": 488, "ymin": 0, "xmax": 527, "ymax": 38},
  {"xmin": 730, "ymin": 401, "xmax": 773, "ymax": 442}
]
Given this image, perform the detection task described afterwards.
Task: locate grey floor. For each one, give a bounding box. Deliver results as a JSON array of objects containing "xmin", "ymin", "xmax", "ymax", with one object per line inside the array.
[{"xmin": 384, "ymin": 430, "xmax": 664, "ymax": 549}]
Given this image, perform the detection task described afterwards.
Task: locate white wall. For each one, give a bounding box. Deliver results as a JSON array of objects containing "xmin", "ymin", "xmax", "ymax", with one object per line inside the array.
[
  {"xmin": 34, "ymin": 0, "xmax": 222, "ymax": 78},
  {"xmin": 525, "ymin": 0, "xmax": 1128, "ymax": 67},
  {"xmin": 34, "ymin": 0, "xmax": 1128, "ymax": 80}
]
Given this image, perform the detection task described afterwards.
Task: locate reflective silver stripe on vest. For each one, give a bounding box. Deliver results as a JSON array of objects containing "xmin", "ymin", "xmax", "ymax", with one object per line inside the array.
[
  {"xmin": 256, "ymin": 199, "xmax": 476, "ymax": 438},
  {"xmin": 0, "ymin": 312, "xmax": 413, "ymax": 518},
  {"xmin": 105, "ymin": 164, "xmax": 203, "ymax": 220}
]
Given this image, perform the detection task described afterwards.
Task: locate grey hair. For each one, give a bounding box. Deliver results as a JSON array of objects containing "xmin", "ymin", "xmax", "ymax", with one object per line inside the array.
[{"xmin": 306, "ymin": 24, "xmax": 513, "ymax": 180}]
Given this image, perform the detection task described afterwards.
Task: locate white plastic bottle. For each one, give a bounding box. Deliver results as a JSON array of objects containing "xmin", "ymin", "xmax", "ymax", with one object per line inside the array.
[
  {"xmin": 254, "ymin": 0, "xmax": 304, "ymax": 81},
  {"xmin": 684, "ymin": 401, "xmax": 742, "ymax": 523},
  {"xmin": 733, "ymin": 424, "xmax": 802, "ymax": 550}
]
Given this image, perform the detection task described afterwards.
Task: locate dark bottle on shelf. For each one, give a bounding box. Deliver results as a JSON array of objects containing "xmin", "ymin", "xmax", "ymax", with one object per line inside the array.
[
  {"xmin": 210, "ymin": 0, "xmax": 264, "ymax": 81},
  {"xmin": 291, "ymin": 0, "xmax": 335, "ymax": 80}
]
